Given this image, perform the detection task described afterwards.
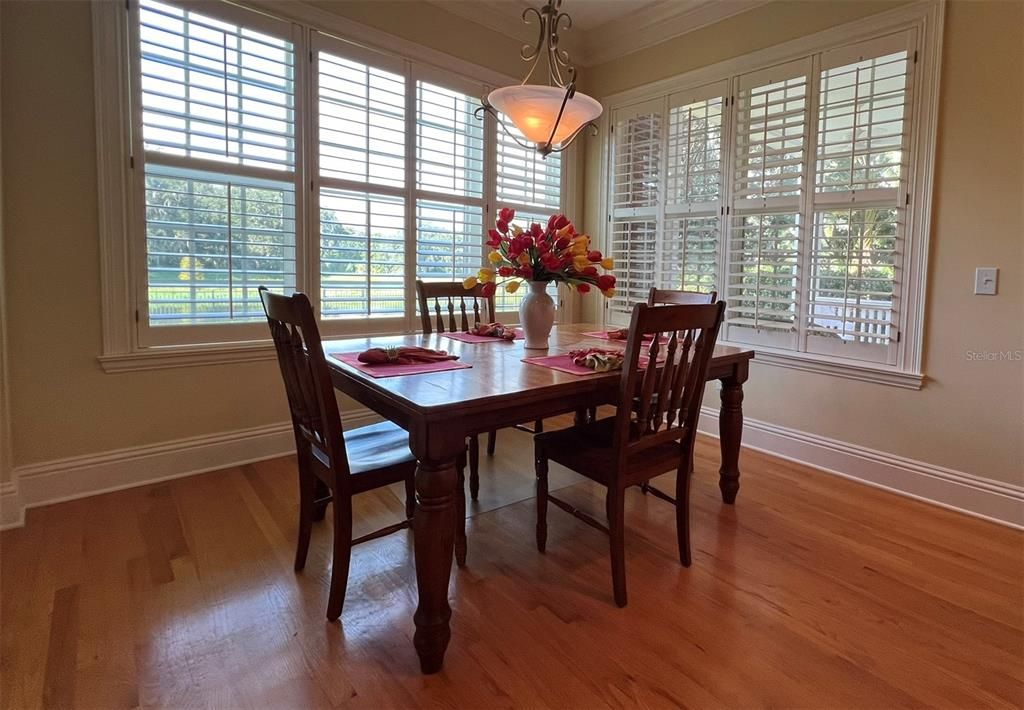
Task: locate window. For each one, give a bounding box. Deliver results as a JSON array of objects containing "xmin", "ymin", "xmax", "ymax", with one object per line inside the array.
[
  {"xmin": 604, "ymin": 26, "xmax": 933, "ymax": 379},
  {"xmin": 118, "ymin": 0, "xmax": 565, "ymax": 351}
]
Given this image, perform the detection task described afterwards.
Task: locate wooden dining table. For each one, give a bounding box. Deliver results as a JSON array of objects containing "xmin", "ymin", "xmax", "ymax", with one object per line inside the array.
[{"xmin": 325, "ymin": 323, "xmax": 754, "ymax": 674}]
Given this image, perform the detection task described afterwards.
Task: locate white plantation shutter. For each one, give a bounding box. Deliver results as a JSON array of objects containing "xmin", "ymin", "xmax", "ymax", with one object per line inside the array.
[
  {"xmin": 807, "ymin": 33, "xmax": 913, "ymax": 364},
  {"xmin": 319, "ymin": 189, "xmax": 405, "ymax": 317},
  {"xmin": 312, "ymin": 35, "xmax": 407, "ymax": 320},
  {"xmin": 413, "ymin": 77, "xmax": 486, "ymax": 290},
  {"xmin": 608, "ymin": 100, "xmax": 663, "ymax": 323},
  {"xmin": 663, "ymin": 82, "xmax": 726, "ymax": 295},
  {"xmin": 724, "ymin": 59, "xmax": 810, "ymax": 349},
  {"xmin": 494, "ymin": 119, "xmax": 562, "ymax": 311},
  {"xmin": 136, "ymin": 0, "xmax": 298, "ymax": 341},
  {"xmin": 138, "ymin": 0, "xmax": 296, "ymax": 170}
]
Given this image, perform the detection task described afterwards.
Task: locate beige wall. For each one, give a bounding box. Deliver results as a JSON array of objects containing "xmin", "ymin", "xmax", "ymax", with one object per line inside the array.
[
  {"xmin": 581, "ymin": 0, "xmax": 1023, "ymax": 485},
  {"xmin": 0, "ymin": 0, "xmax": 519, "ymax": 470}
]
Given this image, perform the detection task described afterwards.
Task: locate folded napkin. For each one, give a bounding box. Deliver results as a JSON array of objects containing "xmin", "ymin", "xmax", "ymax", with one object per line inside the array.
[
  {"xmin": 569, "ymin": 347, "xmax": 626, "ymax": 372},
  {"xmin": 358, "ymin": 346, "xmax": 459, "ymax": 365},
  {"xmin": 467, "ymin": 322, "xmax": 517, "ymax": 341},
  {"xmin": 605, "ymin": 328, "xmax": 630, "ymax": 340}
]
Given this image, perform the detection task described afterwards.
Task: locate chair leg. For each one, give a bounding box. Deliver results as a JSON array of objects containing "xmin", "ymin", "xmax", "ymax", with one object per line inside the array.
[
  {"xmin": 312, "ymin": 478, "xmax": 330, "ymax": 522},
  {"xmin": 535, "ymin": 450, "xmax": 548, "ymax": 553},
  {"xmin": 405, "ymin": 472, "xmax": 416, "ymax": 520},
  {"xmin": 533, "ymin": 418, "xmax": 544, "ymax": 434},
  {"xmin": 455, "ymin": 465, "xmax": 468, "ymax": 567},
  {"xmin": 294, "ymin": 458, "xmax": 316, "ymax": 572},
  {"xmin": 326, "ymin": 496, "xmax": 353, "ymax": 621},
  {"xmin": 468, "ymin": 435, "xmax": 481, "ymax": 501},
  {"xmin": 486, "ymin": 429, "xmax": 497, "ymax": 456},
  {"xmin": 676, "ymin": 463, "xmax": 693, "ymax": 567},
  {"xmin": 606, "ymin": 486, "xmax": 627, "ymax": 607}
]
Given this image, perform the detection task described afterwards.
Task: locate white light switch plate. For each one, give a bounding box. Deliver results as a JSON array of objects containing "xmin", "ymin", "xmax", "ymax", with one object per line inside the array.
[{"xmin": 975, "ymin": 267, "xmax": 998, "ymax": 295}]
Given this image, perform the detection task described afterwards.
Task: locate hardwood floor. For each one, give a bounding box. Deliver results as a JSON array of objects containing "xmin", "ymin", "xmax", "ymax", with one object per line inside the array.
[{"xmin": 2, "ymin": 420, "xmax": 1022, "ymax": 709}]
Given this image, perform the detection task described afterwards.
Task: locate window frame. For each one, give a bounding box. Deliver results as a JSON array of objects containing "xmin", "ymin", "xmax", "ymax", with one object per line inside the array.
[
  {"xmin": 597, "ymin": 1, "xmax": 944, "ymax": 389},
  {"xmin": 93, "ymin": 0, "xmax": 572, "ymax": 371}
]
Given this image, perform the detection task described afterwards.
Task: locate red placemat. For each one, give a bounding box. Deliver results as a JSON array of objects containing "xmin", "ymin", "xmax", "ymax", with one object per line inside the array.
[
  {"xmin": 581, "ymin": 330, "xmax": 668, "ymax": 343},
  {"xmin": 330, "ymin": 352, "xmax": 472, "ymax": 378},
  {"xmin": 441, "ymin": 329, "xmax": 522, "ymax": 343},
  {"xmin": 522, "ymin": 353, "xmax": 652, "ymax": 376}
]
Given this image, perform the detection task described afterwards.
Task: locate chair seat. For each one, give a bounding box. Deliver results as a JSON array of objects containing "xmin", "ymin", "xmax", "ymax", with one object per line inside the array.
[
  {"xmin": 307, "ymin": 420, "xmax": 417, "ymax": 493},
  {"xmin": 535, "ymin": 417, "xmax": 685, "ymax": 486}
]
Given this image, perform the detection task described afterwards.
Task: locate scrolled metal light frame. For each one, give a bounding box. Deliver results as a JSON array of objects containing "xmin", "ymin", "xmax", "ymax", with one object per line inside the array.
[{"xmin": 476, "ymin": 0, "xmax": 600, "ymax": 158}]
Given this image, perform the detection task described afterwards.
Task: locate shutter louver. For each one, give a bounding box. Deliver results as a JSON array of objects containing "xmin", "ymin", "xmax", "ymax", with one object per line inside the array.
[
  {"xmin": 608, "ymin": 102, "xmax": 662, "ymax": 323},
  {"xmin": 138, "ymin": 0, "xmax": 298, "ymax": 333},
  {"xmin": 415, "ymin": 202, "xmax": 484, "ymax": 281},
  {"xmin": 725, "ymin": 61, "xmax": 809, "ymax": 348},
  {"xmin": 806, "ymin": 36, "xmax": 911, "ymax": 363}
]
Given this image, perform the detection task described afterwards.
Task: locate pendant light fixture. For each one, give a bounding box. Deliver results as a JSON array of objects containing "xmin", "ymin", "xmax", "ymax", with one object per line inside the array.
[{"xmin": 477, "ymin": 0, "xmax": 602, "ymax": 158}]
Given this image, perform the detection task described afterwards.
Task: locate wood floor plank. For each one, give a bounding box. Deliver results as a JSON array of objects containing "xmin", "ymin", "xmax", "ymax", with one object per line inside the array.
[{"xmin": 2, "ymin": 426, "xmax": 1022, "ymax": 709}]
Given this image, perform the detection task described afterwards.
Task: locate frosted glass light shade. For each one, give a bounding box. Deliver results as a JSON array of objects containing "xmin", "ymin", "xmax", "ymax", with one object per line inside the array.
[{"xmin": 487, "ymin": 85, "xmax": 603, "ymax": 147}]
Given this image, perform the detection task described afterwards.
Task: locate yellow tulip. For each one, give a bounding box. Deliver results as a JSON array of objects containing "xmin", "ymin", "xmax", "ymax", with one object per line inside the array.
[
  {"xmin": 488, "ymin": 250, "xmax": 503, "ymax": 264},
  {"xmin": 601, "ymin": 257, "xmax": 614, "ymax": 270},
  {"xmin": 517, "ymin": 251, "xmax": 531, "ymax": 266},
  {"xmin": 556, "ymin": 225, "xmax": 573, "ymax": 238},
  {"xmin": 478, "ymin": 267, "xmax": 495, "ymax": 282},
  {"xmin": 573, "ymin": 255, "xmax": 590, "ymax": 271},
  {"xmin": 504, "ymin": 280, "xmax": 520, "ymax": 294},
  {"xmin": 511, "ymin": 224, "xmax": 524, "ymax": 236},
  {"xmin": 602, "ymin": 288, "xmax": 616, "ymax": 298},
  {"xmin": 463, "ymin": 276, "xmax": 478, "ymax": 289}
]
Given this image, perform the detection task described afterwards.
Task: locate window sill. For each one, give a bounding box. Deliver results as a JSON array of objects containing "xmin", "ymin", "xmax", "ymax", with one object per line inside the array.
[
  {"xmin": 98, "ymin": 342, "xmax": 278, "ymax": 373},
  {"xmin": 724, "ymin": 342, "xmax": 925, "ymax": 390}
]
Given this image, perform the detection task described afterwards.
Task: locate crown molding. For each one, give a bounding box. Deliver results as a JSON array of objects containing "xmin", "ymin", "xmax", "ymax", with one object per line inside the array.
[
  {"xmin": 581, "ymin": 0, "xmax": 773, "ymax": 66},
  {"xmin": 425, "ymin": 0, "xmax": 772, "ymax": 67}
]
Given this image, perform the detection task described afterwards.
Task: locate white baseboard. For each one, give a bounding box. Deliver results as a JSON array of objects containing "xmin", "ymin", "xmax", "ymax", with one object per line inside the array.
[
  {"xmin": 4, "ymin": 405, "xmax": 1020, "ymax": 531},
  {"xmin": 697, "ymin": 406, "xmax": 1024, "ymax": 530},
  {"xmin": 0, "ymin": 408, "xmax": 378, "ymax": 530},
  {"xmin": 0, "ymin": 480, "xmax": 23, "ymax": 530}
]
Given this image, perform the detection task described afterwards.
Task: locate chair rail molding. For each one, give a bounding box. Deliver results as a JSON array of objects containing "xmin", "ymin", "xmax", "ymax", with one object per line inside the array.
[
  {"xmin": 0, "ymin": 408, "xmax": 379, "ymax": 530},
  {"xmin": 696, "ymin": 406, "xmax": 1024, "ymax": 530}
]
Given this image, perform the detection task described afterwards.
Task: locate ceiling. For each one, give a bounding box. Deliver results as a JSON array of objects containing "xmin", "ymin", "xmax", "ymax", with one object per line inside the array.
[{"xmin": 430, "ymin": 0, "xmax": 771, "ymax": 67}]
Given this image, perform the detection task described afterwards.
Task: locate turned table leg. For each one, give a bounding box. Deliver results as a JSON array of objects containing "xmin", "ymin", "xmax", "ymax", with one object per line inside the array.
[
  {"xmin": 410, "ymin": 430, "xmax": 462, "ymax": 674},
  {"xmin": 717, "ymin": 363, "xmax": 748, "ymax": 504}
]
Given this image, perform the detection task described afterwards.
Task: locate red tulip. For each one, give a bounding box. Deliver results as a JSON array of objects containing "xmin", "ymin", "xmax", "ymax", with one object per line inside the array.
[
  {"xmin": 530, "ymin": 223, "xmax": 543, "ymax": 238},
  {"xmin": 555, "ymin": 237, "xmax": 571, "ymax": 250},
  {"xmin": 496, "ymin": 219, "xmax": 509, "ymax": 234},
  {"xmin": 498, "ymin": 266, "xmax": 514, "ymax": 277},
  {"xmin": 486, "ymin": 229, "xmax": 503, "ymax": 247},
  {"xmin": 597, "ymin": 274, "xmax": 616, "ymax": 291},
  {"xmin": 587, "ymin": 250, "xmax": 603, "ymax": 262},
  {"xmin": 499, "ymin": 207, "xmax": 516, "ymax": 223},
  {"xmin": 481, "ymin": 281, "xmax": 496, "ymax": 297},
  {"xmin": 582, "ymin": 265, "xmax": 598, "ymax": 276},
  {"xmin": 541, "ymin": 252, "xmax": 561, "ymax": 269},
  {"xmin": 547, "ymin": 214, "xmax": 559, "ymax": 230},
  {"xmin": 553, "ymin": 215, "xmax": 570, "ymax": 230},
  {"xmin": 577, "ymin": 283, "xmax": 591, "ymax": 294},
  {"xmin": 516, "ymin": 265, "xmax": 534, "ymax": 280},
  {"xmin": 537, "ymin": 241, "xmax": 550, "ymax": 254}
]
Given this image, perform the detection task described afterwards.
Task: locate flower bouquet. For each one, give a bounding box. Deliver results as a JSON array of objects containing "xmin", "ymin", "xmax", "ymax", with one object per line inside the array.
[{"xmin": 463, "ymin": 207, "xmax": 616, "ymax": 349}]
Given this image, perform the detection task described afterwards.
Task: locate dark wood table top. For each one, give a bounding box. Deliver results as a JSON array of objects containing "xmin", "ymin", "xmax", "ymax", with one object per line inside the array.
[{"xmin": 325, "ymin": 324, "xmax": 754, "ymax": 421}]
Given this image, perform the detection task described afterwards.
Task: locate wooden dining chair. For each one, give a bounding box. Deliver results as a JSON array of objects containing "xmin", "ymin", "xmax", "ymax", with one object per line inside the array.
[
  {"xmin": 534, "ymin": 300, "xmax": 726, "ymax": 607},
  {"xmin": 259, "ymin": 286, "xmax": 467, "ymax": 619},
  {"xmin": 415, "ymin": 279, "xmax": 543, "ymax": 501},
  {"xmin": 647, "ymin": 287, "xmax": 718, "ymax": 306}
]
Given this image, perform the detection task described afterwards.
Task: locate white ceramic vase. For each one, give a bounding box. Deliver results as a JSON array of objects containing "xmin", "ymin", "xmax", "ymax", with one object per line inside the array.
[{"xmin": 519, "ymin": 281, "xmax": 556, "ymax": 350}]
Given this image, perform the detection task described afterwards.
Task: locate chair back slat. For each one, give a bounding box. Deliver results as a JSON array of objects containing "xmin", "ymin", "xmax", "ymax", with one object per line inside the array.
[
  {"xmin": 259, "ymin": 287, "xmax": 352, "ymax": 488},
  {"xmin": 416, "ymin": 280, "xmax": 496, "ymax": 335},
  {"xmin": 613, "ymin": 302, "xmax": 725, "ymax": 458},
  {"xmin": 647, "ymin": 288, "xmax": 717, "ymax": 306}
]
